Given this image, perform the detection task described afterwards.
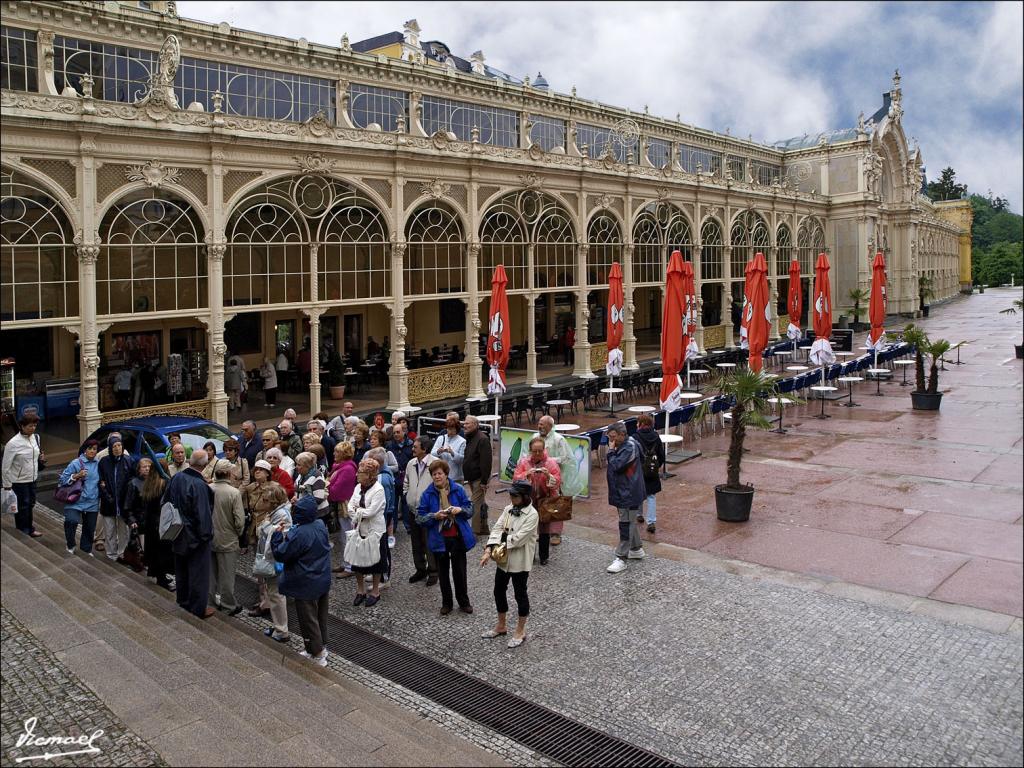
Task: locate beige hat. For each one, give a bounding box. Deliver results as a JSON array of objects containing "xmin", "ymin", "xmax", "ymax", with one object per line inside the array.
[
  {"xmin": 254, "ymin": 459, "xmax": 273, "ymax": 472},
  {"xmin": 215, "ymin": 458, "xmax": 234, "ymax": 474}
]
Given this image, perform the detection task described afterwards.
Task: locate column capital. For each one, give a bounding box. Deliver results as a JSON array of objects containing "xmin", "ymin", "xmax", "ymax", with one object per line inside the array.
[
  {"xmin": 302, "ymin": 307, "xmax": 326, "ymax": 322},
  {"xmin": 467, "ymin": 241, "xmax": 481, "ymax": 258}
]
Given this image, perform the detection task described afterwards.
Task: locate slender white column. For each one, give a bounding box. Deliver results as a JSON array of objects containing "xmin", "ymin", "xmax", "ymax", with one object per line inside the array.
[
  {"xmin": 572, "ymin": 243, "xmax": 593, "ymax": 377},
  {"xmin": 526, "ymin": 294, "xmax": 538, "ymax": 385},
  {"xmin": 387, "ymin": 243, "xmax": 411, "ymax": 410},
  {"xmin": 466, "ymin": 242, "xmax": 484, "ymax": 398},
  {"xmin": 623, "ymin": 242, "xmax": 638, "ymax": 369}
]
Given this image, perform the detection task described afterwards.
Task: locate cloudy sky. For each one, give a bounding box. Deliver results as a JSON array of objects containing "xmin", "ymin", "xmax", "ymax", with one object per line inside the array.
[{"xmin": 178, "ymin": 1, "xmax": 1023, "ymax": 211}]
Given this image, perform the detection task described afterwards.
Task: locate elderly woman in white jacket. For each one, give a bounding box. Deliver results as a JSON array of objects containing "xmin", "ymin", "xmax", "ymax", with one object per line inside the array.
[
  {"xmin": 347, "ymin": 458, "xmax": 388, "ymax": 607},
  {"xmin": 479, "ymin": 479, "xmax": 539, "ymax": 648}
]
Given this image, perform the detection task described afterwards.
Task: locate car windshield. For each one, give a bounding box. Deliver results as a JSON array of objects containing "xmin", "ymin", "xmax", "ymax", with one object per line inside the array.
[{"xmin": 178, "ymin": 425, "xmax": 234, "ymax": 455}]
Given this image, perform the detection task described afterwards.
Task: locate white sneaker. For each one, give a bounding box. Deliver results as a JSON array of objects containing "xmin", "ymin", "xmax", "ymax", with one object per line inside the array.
[
  {"xmin": 628, "ymin": 548, "xmax": 646, "ymax": 560},
  {"xmin": 313, "ymin": 650, "xmax": 328, "ymax": 667},
  {"xmin": 298, "ymin": 650, "xmax": 311, "ymax": 659},
  {"xmin": 606, "ymin": 558, "xmax": 628, "ymax": 574},
  {"xmin": 66, "ymin": 547, "xmax": 75, "ymax": 555},
  {"xmin": 387, "ymin": 535, "xmax": 396, "ymax": 549}
]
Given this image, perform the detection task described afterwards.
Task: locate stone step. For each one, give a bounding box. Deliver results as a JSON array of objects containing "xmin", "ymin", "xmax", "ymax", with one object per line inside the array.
[{"xmin": 5, "ymin": 515, "xmax": 498, "ymax": 766}]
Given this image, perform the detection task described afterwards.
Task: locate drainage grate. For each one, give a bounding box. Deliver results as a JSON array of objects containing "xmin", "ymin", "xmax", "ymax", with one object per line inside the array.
[{"xmin": 235, "ymin": 577, "xmax": 676, "ymax": 768}]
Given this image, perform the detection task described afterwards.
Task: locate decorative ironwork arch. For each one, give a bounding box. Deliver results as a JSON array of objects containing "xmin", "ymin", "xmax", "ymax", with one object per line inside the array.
[
  {"xmin": 730, "ymin": 210, "xmax": 770, "ymax": 279},
  {"xmin": 586, "ymin": 211, "xmax": 621, "ymax": 286},
  {"xmin": 404, "ymin": 202, "xmax": 466, "ymax": 297},
  {"xmin": 479, "ymin": 190, "xmax": 575, "ymax": 291},
  {"xmin": 226, "ymin": 175, "xmax": 390, "ymax": 306},
  {"xmin": 700, "ymin": 218, "xmax": 724, "ymax": 281},
  {"xmin": 631, "ymin": 201, "xmax": 692, "ymax": 285},
  {"xmin": 775, "ymin": 223, "xmax": 793, "ymax": 276},
  {"xmin": 99, "ymin": 188, "xmax": 205, "ymax": 315},
  {"xmin": 797, "ymin": 216, "xmax": 825, "ymax": 275},
  {"xmin": 1, "ymin": 167, "xmax": 79, "ymax": 322}
]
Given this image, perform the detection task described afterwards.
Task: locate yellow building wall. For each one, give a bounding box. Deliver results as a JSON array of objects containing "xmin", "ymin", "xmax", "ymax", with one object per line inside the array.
[
  {"xmin": 363, "ymin": 42, "xmax": 403, "ymax": 58},
  {"xmin": 934, "ymin": 200, "xmax": 974, "ymax": 289}
]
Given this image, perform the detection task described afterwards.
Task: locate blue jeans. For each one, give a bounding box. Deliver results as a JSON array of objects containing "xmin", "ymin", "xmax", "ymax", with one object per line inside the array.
[
  {"xmin": 12, "ymin": 481, "xmax": 37, "ymax": 534},
  {"xmin": 645, "ymin": 494, "xmax": 657, "ymax": 525},
  {"xmin": 64, "ymin": 507, "xmax": 98, "ymax": 553}
]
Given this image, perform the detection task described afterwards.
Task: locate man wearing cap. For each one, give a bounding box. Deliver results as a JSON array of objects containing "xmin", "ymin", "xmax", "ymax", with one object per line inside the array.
[
  {"xmin": 210, "ymin": 459, "xmax": 246, "ymax": 615},
  {"xmin": 164, "ymin": 450, "xmax": 216, "ymax": 619},
  {"xmin": 97, "ymin": 434, "xmax": 134, "ymax": 562}
]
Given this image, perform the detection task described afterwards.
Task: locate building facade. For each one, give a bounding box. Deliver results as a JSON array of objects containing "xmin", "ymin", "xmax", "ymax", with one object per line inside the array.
[{"xmin": 1, "ymin": 1, "xmax": 966, "ymax": 438}]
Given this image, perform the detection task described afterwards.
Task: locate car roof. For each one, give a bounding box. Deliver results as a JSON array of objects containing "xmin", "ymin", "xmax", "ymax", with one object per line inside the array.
[{"xmin": 97, "ymin": 417, "xmax": 229, "ymax": 433}]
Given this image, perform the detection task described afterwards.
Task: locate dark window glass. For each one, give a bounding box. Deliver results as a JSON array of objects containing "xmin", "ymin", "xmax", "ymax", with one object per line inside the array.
[
  {"xmin": 528, "ymin": 114, "xmax": 565, "ymax": 152},
  {"xmin": 1, "ymin": 26, "xmax": 38, "ymax": 92},
  {"xmin": 421, "ymin": 95, "xmax": 518, "ymax": 147},
  {"xmin": 349, "ymin": 83, "xmax": 408, "ymax": 131}
]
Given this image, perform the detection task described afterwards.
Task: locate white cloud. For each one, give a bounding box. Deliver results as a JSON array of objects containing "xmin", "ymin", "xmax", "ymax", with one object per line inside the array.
[{"xmin": 177, "ymin": 1, "xmax": 1024, "ymax": 210}]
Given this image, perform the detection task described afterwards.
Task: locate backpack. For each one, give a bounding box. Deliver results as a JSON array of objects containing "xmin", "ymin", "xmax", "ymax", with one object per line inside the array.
[
  {"xmin": 641, "ymin": 438, "xmax": 660, "ymax": 480},
  {"xmin": 159, "ymin": 500, "xmax": 183, "ymax": 541}
]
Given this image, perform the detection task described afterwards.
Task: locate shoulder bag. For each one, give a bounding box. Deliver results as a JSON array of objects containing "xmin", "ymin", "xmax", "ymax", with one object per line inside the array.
[
  {"xmin": 54, "ymin": 461, "xmax": 84, "ymax": 504},
  {"xmin": 343, "ymin": 486, "xmax": 382, "ymax": 568},
  {"xmin": 537, "ymin": 495, "xmax": 573, "ymax": 524},
  {"xmin": 491, "ymin": 520, "xmax": 510, "ymax": 568}
]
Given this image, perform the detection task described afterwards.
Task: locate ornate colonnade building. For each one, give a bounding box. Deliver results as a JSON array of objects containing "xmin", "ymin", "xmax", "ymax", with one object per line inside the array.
[{"xmin": 1, "ymin": 1, "xmax": 967, "ymax": 439}]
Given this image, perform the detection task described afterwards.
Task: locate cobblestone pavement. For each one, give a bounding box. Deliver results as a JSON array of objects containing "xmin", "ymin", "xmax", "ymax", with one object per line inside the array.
[
  {"xmin": 0, "ymin": 607, "xmax": 166, "ymax": 768},
  {"xmin": 238, "ymin": 528, "xmax": 1024, "ymax": 767}
]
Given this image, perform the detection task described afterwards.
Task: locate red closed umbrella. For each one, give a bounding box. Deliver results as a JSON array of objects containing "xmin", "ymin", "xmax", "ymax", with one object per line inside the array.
[
  {"xmin": 787, "ymin": 258, "xmax": 802, "ymax": 342},
  {"xmin": 659, "ymin": 251, "xmax": 686, "ymax": 413},
  {"xmin": 606, "ymin": 262, "xmax": 624, "ymax": 376},
  {"xmin": 739, "ymin": 257, "xmax": 753, "ymax": 350},
  {"xmin": 867, "ymin": 251, "xmax": 887, "ymax": 352},
  {"xmin": 809, "ymin": 252, "xmax": 836, "ymax": 371},
  {"xmin": 746, "ymin": 252, "xmax": 770, "ymax": 373},
  {"xmin": 486, "ymin": 265, "xmax": 510, "ymax": 400}
]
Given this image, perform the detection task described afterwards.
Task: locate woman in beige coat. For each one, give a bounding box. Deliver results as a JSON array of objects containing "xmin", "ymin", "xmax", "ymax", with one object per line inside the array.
[{"xmin": 479, "ymin": 480, "xmax": 539, "ymax": 648}]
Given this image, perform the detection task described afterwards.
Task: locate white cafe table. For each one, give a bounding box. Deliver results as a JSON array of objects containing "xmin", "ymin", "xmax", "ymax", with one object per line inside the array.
[
  {"xmin": 715, "ymin": 362, "xmax": 737, "ymax": 370},
  {"xmin": 657, "ymin": 432, "xmax": 689, "ymax": 478},
  {"xmin": 688, "ymin": 368, "xmax": 710, "ymax": 389},
  {"xmin": 628, "ymin": 405, "xmax": 656, "ymax": 413},
  {"xmin": 835, "ymin": 351, "xmax": 856, "ymax": 358},
  {"xmin": 810, "ymin": 385, "xmax": 837, "ymax": 418},
  {"xmin": 545, "ymin": 398, "xmax": 571, "ymax": 419},
  {"xmin": 893, "ymin": 359, "xmax": 914, "ymax": 386},
  {"xmin": 530, "ymin": 382, "xmax": 553, "ymax": 389},
  {"xmin": 679, "ymin": 392, "xmax": 704, "ymax": 401},
  {"xmin": 475, "ymin": 413, "xmax": 500, "ymax": 439},
  {"xmin": 601, "ymin": 386, "xmax": 625, "ymax": 416},
  {"xmin": 648, "ymin": 376, "xmax": 663, "ymax": 384},
  {"xmin": 767, "ymin": 396, "xmax": 793, "ymax": 433},
  {"xmin": 866, "ymin": 368, "xmax": 889, "ymax": 396},
  {"xmin": 786, "ymin": 365, "xmax": 809, "ymax": 372},
  {"xmin": 553, "ymin": 423, "xmax": 579, "ymax": 432},
  {"xmin": 837, "ymin": 376, "xmax": 863, "ymax": 407}
]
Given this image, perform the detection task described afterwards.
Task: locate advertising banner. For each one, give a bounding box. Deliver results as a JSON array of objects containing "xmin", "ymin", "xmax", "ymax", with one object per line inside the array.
[{"xmin": 497, "ymin": 427, "xmax": 591, "ymax": 498}]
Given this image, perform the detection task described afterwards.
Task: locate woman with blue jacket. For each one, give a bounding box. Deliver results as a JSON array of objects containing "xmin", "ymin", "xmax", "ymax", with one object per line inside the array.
[
  {"xmin": 416, "ymin": 458, "xmax": 475, "ymax": 616},
  {"xmin": 271, "ymin": 494, "xmax": 331, "ymax": 666},
  {"xmin": 57, "ymin": 439, "xmax": 102, "ymax": 556}
]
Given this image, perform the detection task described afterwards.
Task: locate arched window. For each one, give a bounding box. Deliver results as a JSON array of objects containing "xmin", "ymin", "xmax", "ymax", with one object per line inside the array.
[
  {"xmin": 405, "ymin": 203, "xmax": 465, "ymax": 297},
  {"xmin": 776, "ymin": 223, "xmax": 793, "ymax": 275},
  {"xmin": 226, "ymin": 175, "xmax": 389, "ymax": 306},
  {"xmin": 227, "ymin": 182, "xmax": 307, "ymax": 306},
  {"xmin": 586, "ymin": 212, "xmax": 621, "ymax": 286},
  {"xmin": 1, "ymin": 168, "xmax": 78, "ymax": 321},
  {"xmin": 479, "ymin": 191, "xmax": 575, "ymax": 291},
  {"xmin": 797, "ymin": 216, "xmax": 825, "ymax": 275},
  {"xmin": 99, "ymin": 189, "xmax": 205, "ymax": 314},
  {"xmin": 700, "ymin": 218, "xmax": 724, "ymax": 281},
  {"xmin": 730, "ymin": 210, "xmax": 769, "ymax": 279},
  {"xmin": 631, "ymin": 201, "xmax": 692, "ymax": 285}
]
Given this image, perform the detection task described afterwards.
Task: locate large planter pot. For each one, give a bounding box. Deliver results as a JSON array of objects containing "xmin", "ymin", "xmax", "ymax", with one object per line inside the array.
[
  {"xmin": 714, "ymin": 484, "xmax": 754, "ymax": 522},
  {"xmin": 328, "ymin": 384, "xmax": 346, "ymax": 399},
  {"xmin": 1015, "ymin": 344, "xmax": 1023, "ymax": 359},
  {"xmin": 911, "ymin": 391, "xmax": 942, "ymax": 410}
]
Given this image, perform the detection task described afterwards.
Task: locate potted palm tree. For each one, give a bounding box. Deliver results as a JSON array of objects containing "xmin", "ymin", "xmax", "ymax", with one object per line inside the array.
[
  {"xmin": 326, "ymin": 348, "xmax": 346, "ymax": 400},
  {"xmin": 918, "ymin": 275, "xmax": 935, "ymax": 318},
  {"xmin": 902, "ymin": 324, "xmax": 951, "ymax": 411},
  {"xmin": 695, "ymin": 368, "xmax": 779, "ymax": 522},
  {"xmin": 848, "ymin": 288, "xmax": 869, "ymax": 331},
  {"xmin": 999, "ymin": 298, "xmax": 1024, "ymax": 359}
]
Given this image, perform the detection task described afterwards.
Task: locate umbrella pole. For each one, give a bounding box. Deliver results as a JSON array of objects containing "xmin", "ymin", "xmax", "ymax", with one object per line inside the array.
[
  {"xmin": 608, "ymin": 373, "xmax": 614, "ymax": 416},
  {"xmin": 686, "ymin": 360, "xmax": 691, "ymax": 390}
]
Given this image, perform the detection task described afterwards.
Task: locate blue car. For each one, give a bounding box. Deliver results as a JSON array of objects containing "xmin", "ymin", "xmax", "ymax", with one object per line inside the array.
[{"xmin": 80, "ymin": 417, "xmax": 236, "ymax": 477}]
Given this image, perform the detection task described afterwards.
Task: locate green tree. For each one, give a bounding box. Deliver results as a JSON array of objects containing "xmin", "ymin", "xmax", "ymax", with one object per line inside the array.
[
  {"xmin": 977, "ymin": 242, "xmax": 1024, "ymax": 287},
  {"xmin": 926, "ymin": 167, "xmax": 967, "ymax": 201}
]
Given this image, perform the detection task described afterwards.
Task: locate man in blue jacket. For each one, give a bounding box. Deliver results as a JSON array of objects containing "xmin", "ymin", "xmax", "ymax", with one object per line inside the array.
[
  {"xmin": 272, "ymin": 495, "xmax": 331, "ymax": 666},
  {"xmin": 97, "ymin": 435, "xmax": 134, "ymax": 562},
  {"xmin": 604, "ymin": 422, "xmax": 646, "ymax": 574},
  {"xmin": 164, "ymin": 450, "xmax": 216, "ymax": 618}
]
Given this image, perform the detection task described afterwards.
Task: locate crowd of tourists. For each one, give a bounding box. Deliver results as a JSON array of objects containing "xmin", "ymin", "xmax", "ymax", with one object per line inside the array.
[{"xmin": 3, "ymin": 399, "xmax": 665, "ymax": 668}]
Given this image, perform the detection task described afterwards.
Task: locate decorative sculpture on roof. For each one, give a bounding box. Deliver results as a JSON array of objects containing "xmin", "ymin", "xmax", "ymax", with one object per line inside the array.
[
  {"xmin": 863, "ymin": 152, "xmax": 882, "ymax": 196},
  {"xmin": 135, "ymin": 35, "xmax": 180, "ymax": 120},
  {"xmin": 856, "ymin": 112, "xmax": 866, "ymax": 136},
  {"xmin": 888, "ymin": 69, "xmax": 903, "ymax": 123}
]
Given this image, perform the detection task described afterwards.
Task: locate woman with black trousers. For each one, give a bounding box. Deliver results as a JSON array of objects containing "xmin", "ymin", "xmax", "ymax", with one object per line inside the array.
[
  {"xmin": 126, "ymin": 457, "xmax": 174, "ymax": 590},
  {"xmin": 416, "ymin": 458, "xmax": 476, "ymax": 616}
]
